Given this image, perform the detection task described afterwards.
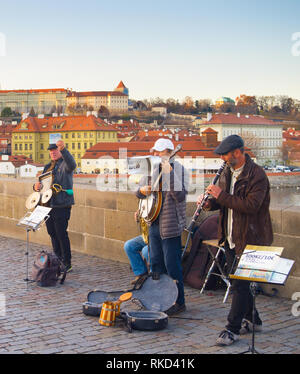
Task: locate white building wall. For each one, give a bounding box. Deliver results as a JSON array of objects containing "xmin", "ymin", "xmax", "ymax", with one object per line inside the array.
[{"xmin": 0, "ymin": 162, "xmax": 16, "ymax": 175}]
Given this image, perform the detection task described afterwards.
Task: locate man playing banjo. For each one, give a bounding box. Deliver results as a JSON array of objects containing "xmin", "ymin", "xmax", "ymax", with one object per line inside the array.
[
  {"xmin": 136, "ymin": 138, "xmax": 189, "ymax": 316},
  {"xmin": 33, "ymin": 140, "xmax": 76, "ymax": 273}
]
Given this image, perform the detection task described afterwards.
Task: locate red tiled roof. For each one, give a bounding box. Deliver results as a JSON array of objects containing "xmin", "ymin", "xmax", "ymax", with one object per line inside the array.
[
  {"xmin": 202, "ymin": 127, "xmax": 217, "ymax": 133},
  {"xmin": 12, "ymin": 115, "xmax": 118, "ymax": 133},
  {"xmin": 0, "ymin": 155, "xmax": 34, "ymax": 167},
  {"xmin": 203, "ymin": 114, "xmax": 277, "ymax": 125},
  {"xmin": 81, "ymin": 140, "xmax": 223, "ymax": 159},
  {"xmin": 82, "ymin": 139, "xmax": 254, "ymax": 160}
]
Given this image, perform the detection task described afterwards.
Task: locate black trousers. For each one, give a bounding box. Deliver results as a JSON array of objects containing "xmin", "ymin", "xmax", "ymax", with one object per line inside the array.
[
  {"xmin": 224, "ymin": 243, "xmax": 262, "ymax": 335},
  {"xmin": 45, "ymin": 207, "xmax": 72, "ymax": 267}
]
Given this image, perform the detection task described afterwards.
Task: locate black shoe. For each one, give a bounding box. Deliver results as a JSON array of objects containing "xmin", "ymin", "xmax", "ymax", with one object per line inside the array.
[
  {"xmin": 164, "ymin": 303, "xmax": 186, "ymax": 316},
  {"xmin": 64, "ymin": 264, "xmax": 72, "ymax": 273}
]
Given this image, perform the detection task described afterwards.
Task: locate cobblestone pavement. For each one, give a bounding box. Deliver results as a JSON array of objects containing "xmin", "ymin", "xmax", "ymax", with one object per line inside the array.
[{"xmin": 0, "ymin": 235, "xmax": 299, "ymax": 355}]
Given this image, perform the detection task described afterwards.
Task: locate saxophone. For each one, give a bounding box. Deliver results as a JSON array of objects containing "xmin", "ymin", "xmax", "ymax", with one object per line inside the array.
[
  {"xmin": 139, "ymin": 217, "xmax": 149, "ymax": 245},
  {"xmin": 136, "ymin": 212, "xmax": 149, "ymax": 244}
]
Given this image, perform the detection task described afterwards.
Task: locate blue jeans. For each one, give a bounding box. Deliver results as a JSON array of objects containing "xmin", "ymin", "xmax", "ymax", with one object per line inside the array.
[
  {"xmin": 124, "ymin": 236, "xmax": 149, "ymax": 276},
  {"xmin": 149, "ymin": 223, "xmax": 185, "ymax": 306}
]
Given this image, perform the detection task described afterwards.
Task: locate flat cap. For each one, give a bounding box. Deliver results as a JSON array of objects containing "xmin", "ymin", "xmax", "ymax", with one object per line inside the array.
[
  {"xmin": 47, "ymin": 143, "xmax": 58, "ymax": 150},
  {"xmin": 214, "ymin": 134, "xmax": 244, "ymax": 155}
]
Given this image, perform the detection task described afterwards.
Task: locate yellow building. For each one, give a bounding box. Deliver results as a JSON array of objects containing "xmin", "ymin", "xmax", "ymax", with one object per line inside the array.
[{"xmin": 12, "ymin": 114, "xmax": 118, "ymax": 168}]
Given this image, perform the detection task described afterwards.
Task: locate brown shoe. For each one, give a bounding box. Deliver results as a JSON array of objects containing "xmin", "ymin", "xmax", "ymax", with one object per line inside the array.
[{"xmin": 130, "ymin": 272, "xmax": 148, "ymax": 285}]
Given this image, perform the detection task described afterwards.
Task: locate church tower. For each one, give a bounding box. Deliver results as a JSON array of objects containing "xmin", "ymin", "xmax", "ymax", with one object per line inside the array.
[{"xmin": 114, "ymin": 81, "xmax": 129, "ymax": 96}]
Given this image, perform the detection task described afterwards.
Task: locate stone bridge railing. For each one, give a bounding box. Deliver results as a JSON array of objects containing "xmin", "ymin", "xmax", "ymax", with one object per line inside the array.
[{"xmin": 0, "ymin": 178, "xmax": 299, "ymax": 298}]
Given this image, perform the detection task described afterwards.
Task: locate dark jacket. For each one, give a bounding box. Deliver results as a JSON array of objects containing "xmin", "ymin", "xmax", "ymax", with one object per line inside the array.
[
  {"xmin": 208, "ymin": 154, "xmax": 273, "ymax": 255},
  {"xmin": 136, "ymin": 160, "xmax": 189, "ymax": 239},
  {"xmin": 42, "ymin": 148, "xmax": 77, "ymax": 208}
]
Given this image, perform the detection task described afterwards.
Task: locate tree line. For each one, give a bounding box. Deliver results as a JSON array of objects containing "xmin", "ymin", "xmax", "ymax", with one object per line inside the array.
[{"xmin": 132, "ymin": 94, "xmax": 300, "ymax": 117}]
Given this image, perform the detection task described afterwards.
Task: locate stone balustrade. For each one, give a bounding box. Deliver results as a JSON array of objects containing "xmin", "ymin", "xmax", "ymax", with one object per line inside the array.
[{"xmin": 0, "ymin": 178, "xmax": 299, "ymax": 298}]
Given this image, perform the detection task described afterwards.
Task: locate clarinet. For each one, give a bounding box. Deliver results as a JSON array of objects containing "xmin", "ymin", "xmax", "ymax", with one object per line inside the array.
[{"xmin": 186, "ymin": 161, "xmax": 226, "ymax": 233}]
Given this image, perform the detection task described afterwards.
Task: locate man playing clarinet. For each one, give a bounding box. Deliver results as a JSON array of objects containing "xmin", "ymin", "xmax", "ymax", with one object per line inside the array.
[{"xmin": 197, "ymin": 134, "xmax": 273, "ymax": 346}]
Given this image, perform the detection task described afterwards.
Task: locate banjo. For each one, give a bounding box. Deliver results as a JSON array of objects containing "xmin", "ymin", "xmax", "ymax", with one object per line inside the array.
[{"xmin": 138, "ymin": 144, "xmax": 182, "ymax": 224}]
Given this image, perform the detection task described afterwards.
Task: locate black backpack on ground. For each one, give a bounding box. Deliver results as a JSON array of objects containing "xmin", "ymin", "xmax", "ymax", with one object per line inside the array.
[
  {"xmin": 31, "ymin": 251, "xmax": 67, "ymax": 287},
  {"xmin": 182, "ymin": 214, "xmax": 226, "ymax": 291}
]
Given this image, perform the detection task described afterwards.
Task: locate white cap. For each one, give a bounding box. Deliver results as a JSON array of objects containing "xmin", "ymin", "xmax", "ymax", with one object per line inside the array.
[{"xmin": 151, "ymin": 138, "xmax": 174, "ymax": 152}]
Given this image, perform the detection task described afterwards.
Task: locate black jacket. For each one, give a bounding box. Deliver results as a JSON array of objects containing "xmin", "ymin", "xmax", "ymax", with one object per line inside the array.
[{"xmin": 42, "ymin": 148, "xmax": 76, "ymax": 208}]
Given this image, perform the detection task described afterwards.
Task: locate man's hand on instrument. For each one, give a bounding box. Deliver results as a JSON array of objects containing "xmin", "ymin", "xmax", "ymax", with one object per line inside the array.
[
  {"xmin": 206, "ymin": 184, "xmax": 222, "ymax": 199},
  {"xmin": 196, "ymin": 194, "xmax": 210, "ymax": 209},
  {"xmin": 161, "ymin": 156, "xmax": 172, "ymax": 174},
  {"xmin": 134, "ymin": 211, "xmax": 140, "ymax": 223},
  {"xmin": 56, "ymin": 140, "xmax": 65, "ymax": 151},
  {"xmin": 140, "ymin": 185, "xmax": 152, "ymax": 196},
  {"xmin": 34, "ymin": 182, "xmax": 42, "ymax": 192}
]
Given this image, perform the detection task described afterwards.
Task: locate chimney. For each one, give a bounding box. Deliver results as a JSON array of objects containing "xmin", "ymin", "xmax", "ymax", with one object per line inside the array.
[{"xmin": 207, "ymin": 112, "xmax": 212, "ymax": 121}]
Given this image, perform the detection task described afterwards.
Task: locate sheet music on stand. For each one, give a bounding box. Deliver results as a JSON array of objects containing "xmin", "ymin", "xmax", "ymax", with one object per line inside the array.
[
  {"xmin": 18, "ymin": 206, "xmax": 52, "ymax": 231},
  {"xmin": 17, "ymin": 205, "xmax": 52, "ymax": 290},
  {"xmin": 230, "ymin": 245, "xmax": 295, "ymax": 354},
  {"xmin": 230, "ymin": 245, "xmax": 294, "ymax": 285}
]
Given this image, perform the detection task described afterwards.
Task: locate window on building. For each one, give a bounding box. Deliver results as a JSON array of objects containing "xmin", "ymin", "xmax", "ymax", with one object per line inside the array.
[
  {"xmin": 25, "ymin": 144, "xmax": 28, "ymax": 150},
  {"xmin": 65, "ymin": 133, "xmax": 69, "ymax": 139},
  {"xmin": 72, "ymin": 143, "xmax": 75, "ymax": 150},
  {"xmin": 29, "ymin": 144, "xmax": 32, "ymax": 150},
  {"xmin": 41, "ymin": 144, "xmax": 44, "ymax": 150},
  {"xmin": 15, "ymin": 144, "xmax": 18, "ymax": 150},
  {"xmin": 78, "ymin": 143, "xmax": 81, "ymax": 150},
  {"xmin": 19, "ymin": 144, "xmax": 23, "ymax": 150}
]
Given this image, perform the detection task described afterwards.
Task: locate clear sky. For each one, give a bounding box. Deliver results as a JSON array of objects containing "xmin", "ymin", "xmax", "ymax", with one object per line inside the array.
[{"xmin": 0, "ymin": 0, "xmax": 299, "ymax": 102}]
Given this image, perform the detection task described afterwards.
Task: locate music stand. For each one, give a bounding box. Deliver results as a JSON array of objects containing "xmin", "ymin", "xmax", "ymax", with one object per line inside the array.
[
  {"xmin": 17, "ymin": 206, "xmax": 52, "ymax": 290},
  {"xmin": 230, "ymin": 245, "xmax": 294, "ymax": 354}
]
